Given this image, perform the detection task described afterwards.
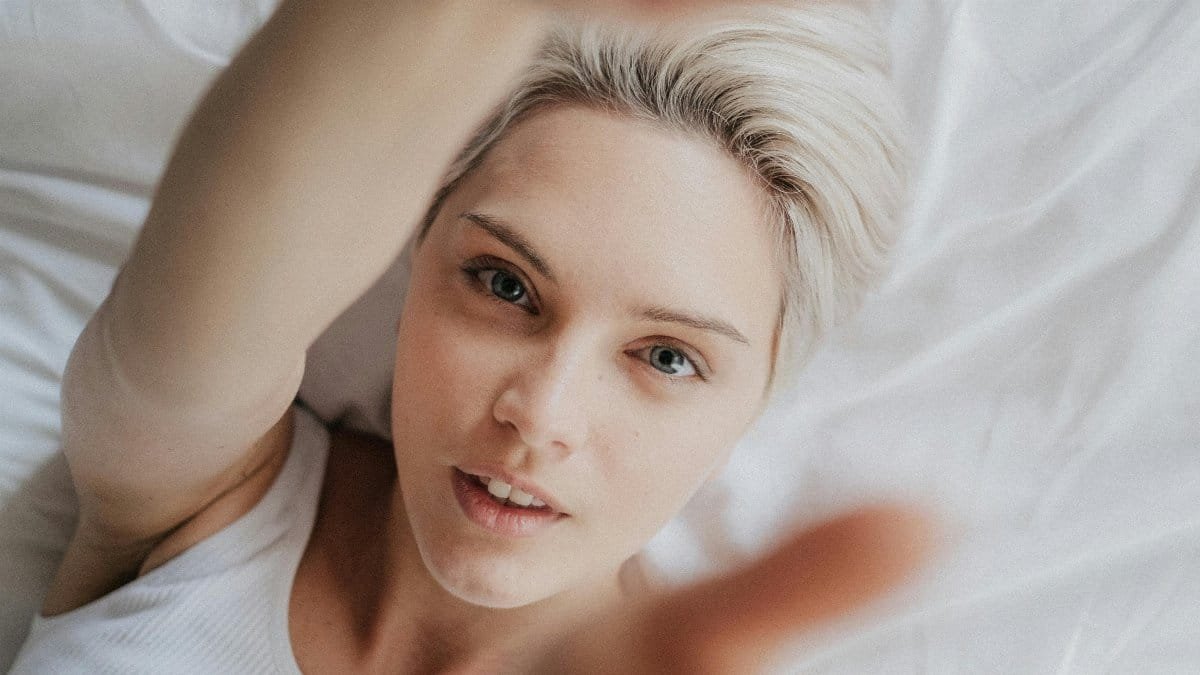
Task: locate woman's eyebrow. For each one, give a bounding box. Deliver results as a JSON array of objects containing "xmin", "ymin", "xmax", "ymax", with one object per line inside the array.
[
  {"xmin": 459, "ymin": 211, "xmax": 746, "ymax": 344},
  {"xmin": 459, "ymin": 212, "xmax": 556, "ymax": 282},
  {"xmin": 639, "ymin": 306, "xmax": 750, "ymax": 345}
]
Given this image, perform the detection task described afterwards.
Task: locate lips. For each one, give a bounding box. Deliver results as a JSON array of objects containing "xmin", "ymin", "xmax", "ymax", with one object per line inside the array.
[
  {"xmin": 452, "ymin": 468, "xmax": 567, "ymax": 538},
  {"xmin": 455, "ymin": 464, "xmax": 567, "ymax": 515}
]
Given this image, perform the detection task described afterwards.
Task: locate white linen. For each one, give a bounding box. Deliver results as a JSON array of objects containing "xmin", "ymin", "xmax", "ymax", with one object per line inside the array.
[{"xmin": 1, "ymin": 1, "xmax": 1197, "ymax": 671}]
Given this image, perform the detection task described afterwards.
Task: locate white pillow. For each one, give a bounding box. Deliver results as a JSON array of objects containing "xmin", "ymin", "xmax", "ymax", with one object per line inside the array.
[{"xmin": 297, "ymin": 247, "xmax": 412, "ymax": 438}]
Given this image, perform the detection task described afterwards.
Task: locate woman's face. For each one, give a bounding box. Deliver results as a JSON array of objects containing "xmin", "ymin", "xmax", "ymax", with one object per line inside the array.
[{"xmin": 391, "ymin": 105, "xmax": 781, "ymax": 609}]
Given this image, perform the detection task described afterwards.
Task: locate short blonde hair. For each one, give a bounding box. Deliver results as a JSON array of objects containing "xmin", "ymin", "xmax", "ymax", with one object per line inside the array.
[{"xmin": 419, "ymin": 3, "xmax": 907, "ymax": 395}]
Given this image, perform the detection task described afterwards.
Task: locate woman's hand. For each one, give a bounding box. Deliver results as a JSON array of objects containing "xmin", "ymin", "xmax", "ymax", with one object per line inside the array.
[
  {"xmin": 557, "ymin": 505, "xmax": 931, "ymax": 673},
  {"xmin": 460, "ymin": 505, "xmax": 932, "ymax": 674}
]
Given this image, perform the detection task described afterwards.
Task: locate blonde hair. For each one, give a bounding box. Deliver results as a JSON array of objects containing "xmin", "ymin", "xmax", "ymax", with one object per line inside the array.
[{"xmin": 418, "ymin": 3, "xmax": 907, "ymax": 395}]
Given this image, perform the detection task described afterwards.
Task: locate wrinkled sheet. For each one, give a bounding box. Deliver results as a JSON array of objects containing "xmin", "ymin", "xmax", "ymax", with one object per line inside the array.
[{"xmin": 2, "ymin": 1, "xmax": 1198, "ymax": 671}]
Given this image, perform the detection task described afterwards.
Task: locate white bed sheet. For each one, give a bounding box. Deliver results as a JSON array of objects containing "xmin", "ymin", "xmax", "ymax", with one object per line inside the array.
[{"xmin": 2, "ymin": 1, "xmax": 1198, "ymax": 672}]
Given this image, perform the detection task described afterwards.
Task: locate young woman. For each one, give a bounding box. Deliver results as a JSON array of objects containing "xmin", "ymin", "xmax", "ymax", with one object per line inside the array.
[{"xmin": 15, "ymin": 0, "xmax": 927, "ymax": 671}]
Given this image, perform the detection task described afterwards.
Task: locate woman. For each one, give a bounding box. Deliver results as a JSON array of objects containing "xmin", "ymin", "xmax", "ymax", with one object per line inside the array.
[{"xmin": 15, "ymin": 0, "xmax": 927, "ymax": 672}]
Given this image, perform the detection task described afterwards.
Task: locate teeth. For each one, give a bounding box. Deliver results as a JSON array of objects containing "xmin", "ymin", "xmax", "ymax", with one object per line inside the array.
[
  {"xmin": 487, "ymin": 479, "xmax": 512, "ymax": 500},
  {"xmin": 508, "ymin": 487, "xmax": 534, "ymax": 507},
  {"xmin": 477, "ymin": 474, "xmax": 549, "ymax": 510}
]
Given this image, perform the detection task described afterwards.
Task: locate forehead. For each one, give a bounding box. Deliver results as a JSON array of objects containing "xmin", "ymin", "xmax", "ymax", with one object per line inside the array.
[{"xmin": 441, "ymin": 105, "xmax": 782, "ymax": 344}]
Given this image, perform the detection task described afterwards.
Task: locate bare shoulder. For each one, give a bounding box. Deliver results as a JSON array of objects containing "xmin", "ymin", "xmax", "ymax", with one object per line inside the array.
[{"xmin": 41, "ymin": 407, "xmax": 297, "ymax": 617}]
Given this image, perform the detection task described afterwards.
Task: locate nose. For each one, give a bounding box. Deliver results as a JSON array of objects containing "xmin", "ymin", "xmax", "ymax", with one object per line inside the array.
[{"xmin": 492, "ymin": 341, "xmax": 589, "ymax": 459}]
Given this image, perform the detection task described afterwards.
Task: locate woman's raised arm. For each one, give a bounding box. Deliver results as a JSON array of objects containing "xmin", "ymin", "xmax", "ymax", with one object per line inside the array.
[
  {"xmin": 111, "ymin": 0, "xmax": 548, "ymax": 405},
  {"xmin": 58, "ymin": 0, "xmax": 548, "ymax": 574}
]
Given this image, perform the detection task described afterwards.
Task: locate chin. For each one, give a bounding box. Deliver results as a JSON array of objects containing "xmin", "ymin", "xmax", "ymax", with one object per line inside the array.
[{"xmin": 419, "ymin": 543, "xmax": 551, "ymax": 609}]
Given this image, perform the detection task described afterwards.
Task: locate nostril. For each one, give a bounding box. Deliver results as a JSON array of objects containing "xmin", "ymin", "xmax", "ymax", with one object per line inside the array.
[{"xmin": 492, "ymin": 364, "xmax": 584, "ymax": 455}]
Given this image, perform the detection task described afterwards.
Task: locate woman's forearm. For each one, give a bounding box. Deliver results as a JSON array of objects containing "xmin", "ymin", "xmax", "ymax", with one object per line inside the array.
[{"xmin": 105, "ymin": 0, "xmax": 546, "ymax": 409}]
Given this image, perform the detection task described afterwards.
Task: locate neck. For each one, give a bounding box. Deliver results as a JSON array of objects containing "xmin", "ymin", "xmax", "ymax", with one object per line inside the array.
[
  {"xmin": 374, "ymin": 482, "xmax": 624, "ymax": 667},
  {"xmin": 315, "ymin": 461, "xmax": 624, "ymax": 672}
]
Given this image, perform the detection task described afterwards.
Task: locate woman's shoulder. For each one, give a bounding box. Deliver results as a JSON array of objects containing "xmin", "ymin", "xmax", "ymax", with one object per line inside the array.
[
  {"xmin": 136, "ymin": 406, "xmax": 304, "ymax": 575},
  {"xmin": 41, "ymin": 405, "xmax": 331, "ymax": 618},
  {"xmin": 15, "ymin": 405, "xmax": 333, "ymax": 672}
]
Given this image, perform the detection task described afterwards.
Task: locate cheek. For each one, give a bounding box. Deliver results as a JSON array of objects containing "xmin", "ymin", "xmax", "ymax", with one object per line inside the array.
[
  {"xmin": 586, "ymin": 405, "xmax": 743, "ymax": 549},
  {"xmin": 391, "ymin": 279, "xmax": 502, "ymax": 443}
]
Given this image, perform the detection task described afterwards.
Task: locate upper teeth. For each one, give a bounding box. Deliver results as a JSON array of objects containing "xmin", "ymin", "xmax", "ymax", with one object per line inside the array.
[{"xmin": 485, "ymin": 477, "xmax": 546, "ymax": 508}]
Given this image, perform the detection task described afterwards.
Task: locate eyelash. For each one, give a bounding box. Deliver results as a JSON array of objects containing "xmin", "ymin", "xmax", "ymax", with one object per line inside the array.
[
  {"xmin": 627, "ymin": 342, "xmax": 708, "ymax": 382},
  {"xmin": 461, "ymin": 256, "xmax": 540, "ymax": 314},
  {"xmin": 459, "ymin": 256, "xmax": 709, "ymax": 382}
]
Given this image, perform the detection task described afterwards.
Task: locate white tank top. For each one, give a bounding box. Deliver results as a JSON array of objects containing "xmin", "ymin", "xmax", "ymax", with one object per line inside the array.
[{"xmin": 11, "ymin": 405, "xmax": 330, "ymax": 674}]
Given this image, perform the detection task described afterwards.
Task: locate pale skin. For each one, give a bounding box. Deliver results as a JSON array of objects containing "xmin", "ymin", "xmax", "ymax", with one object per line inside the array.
[{"xmin": 43, "ymin": 0, "xmax": 930, "ymax": 672}]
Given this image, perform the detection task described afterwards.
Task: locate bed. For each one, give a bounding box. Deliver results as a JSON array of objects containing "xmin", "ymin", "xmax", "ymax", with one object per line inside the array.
[{"xmin": 2, "ymin": 1, "xmax": 1197, "ymax": 671}]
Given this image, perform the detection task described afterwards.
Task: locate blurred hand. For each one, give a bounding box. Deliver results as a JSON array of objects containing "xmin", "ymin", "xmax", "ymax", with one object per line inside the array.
[
  {"xmin": 453, "ymin": 505, "xmax": 932, "ymax": 674},
  {"xmin": 549, "ymin": 505, "xmax": 931, "ymax": 673}
]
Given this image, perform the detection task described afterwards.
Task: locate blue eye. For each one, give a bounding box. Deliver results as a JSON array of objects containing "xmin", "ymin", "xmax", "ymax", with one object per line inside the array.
[
  {"xmin": 646, "ymin": 345, "xmax": 697, "ymax": 377},
  {"xmin": 476, "ymin": 268, "xmax": 534, "ymax": 310}
]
